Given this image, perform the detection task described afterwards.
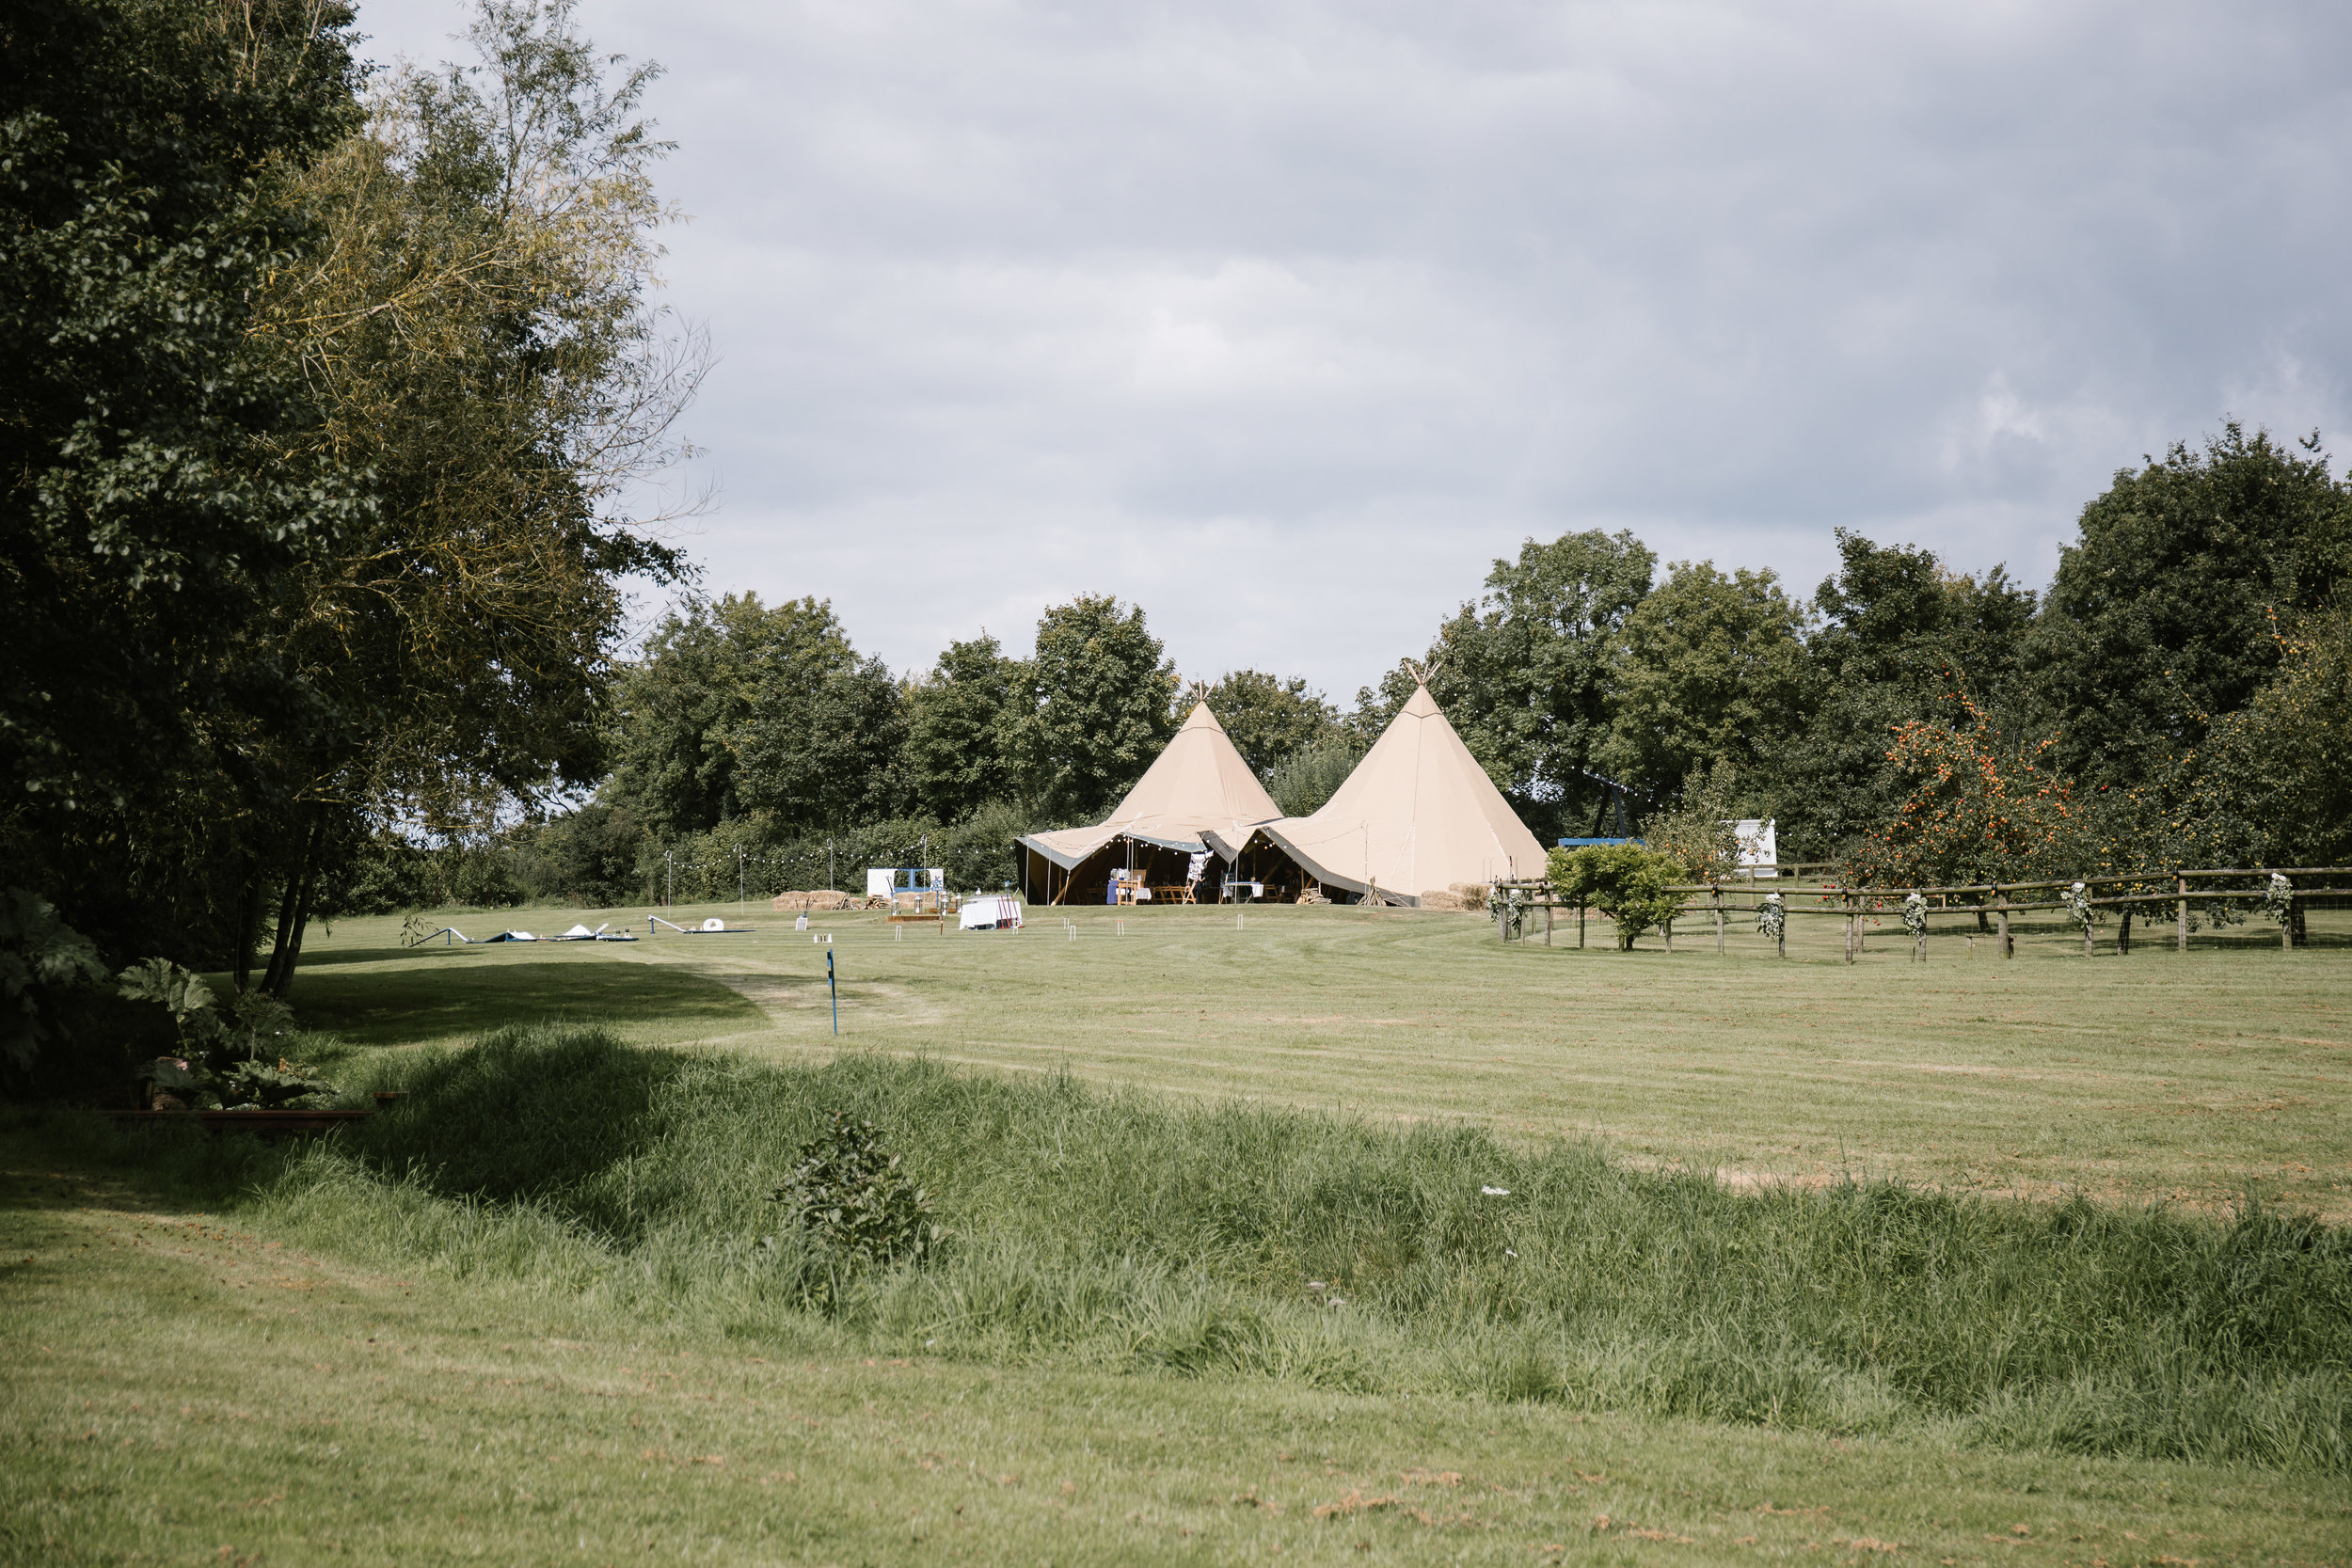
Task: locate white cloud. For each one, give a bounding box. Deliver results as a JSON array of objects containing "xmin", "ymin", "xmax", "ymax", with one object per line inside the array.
[{"xmin": 353, "ymin": 0, "xmax": 2352, "ymax": 693}]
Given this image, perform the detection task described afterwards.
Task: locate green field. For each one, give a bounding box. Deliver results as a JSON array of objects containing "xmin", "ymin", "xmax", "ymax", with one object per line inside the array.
[
  {"xmin": 4, "ymin": 901, "xmax": 2349, "ymax": 1565},
  {"xmin": 307, "ymin": 898, "xmax": 2352, "ymax": 1218}
]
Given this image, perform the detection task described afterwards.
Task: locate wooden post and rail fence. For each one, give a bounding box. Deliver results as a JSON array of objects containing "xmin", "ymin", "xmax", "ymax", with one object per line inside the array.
[{"xmin": 1486, "ymin": 866, "xmax": 2352, "ymax": 959}]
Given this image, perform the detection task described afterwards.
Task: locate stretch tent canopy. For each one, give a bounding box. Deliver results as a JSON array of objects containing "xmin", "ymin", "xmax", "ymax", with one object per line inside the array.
[
  {"xmin": 1248, "ymin": 681, "xmax": 1546, "ymax": 906},
  {"xmin": 1017, "ymin": 702, "xmax": 1281, "ymax": 896}
]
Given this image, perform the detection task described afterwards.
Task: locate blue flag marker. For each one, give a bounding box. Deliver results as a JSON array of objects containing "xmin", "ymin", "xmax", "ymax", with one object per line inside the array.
[{"xmin": 827, "ymin": 947, "xmax": 838, "ymax": 1036}]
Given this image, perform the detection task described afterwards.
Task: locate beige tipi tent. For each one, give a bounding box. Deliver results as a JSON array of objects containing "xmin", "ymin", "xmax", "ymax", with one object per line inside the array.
[
  {"xmin": 1016, "ymin": 703, "xmax": 1282, "ymax": 904},
  {"xmin": 1239, "ymin": 682, "xmax": 1545, "ymax": 906}
]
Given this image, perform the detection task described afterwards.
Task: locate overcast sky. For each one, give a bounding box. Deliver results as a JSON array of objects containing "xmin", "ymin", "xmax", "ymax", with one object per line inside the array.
[{"xmin": 357, "ymin": 0, "xmax": 2352, "ymax": 701}]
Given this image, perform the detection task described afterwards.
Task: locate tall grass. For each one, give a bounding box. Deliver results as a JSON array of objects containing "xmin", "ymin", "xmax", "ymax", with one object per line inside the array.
[{"xmin": 69, "ymin": 1023, "xmax": 2352, "ymax": 1473}]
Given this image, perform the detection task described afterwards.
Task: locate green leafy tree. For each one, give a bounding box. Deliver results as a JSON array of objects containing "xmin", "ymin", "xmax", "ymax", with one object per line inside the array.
[
  {"xmin": 2023, "ymin": 423, "xmax": 2352, "ymax": 787},
  {"xmin": 0, "ymin": 889, "xmax": 107, "ymax": 1074},
  {"xmin": 1639, "ymin": 765, "xmax": 1746, "ymax": 882},
  {"xmin": 1266, "ymin": 736, "xmax": 1365, "ymax": 817},
  {"xmin": 608, "ymin": 597, "xmax": 766, "ymax": 837},
  {"xmin": 1344, "ymin": 662, "xmax": 1422, "ymax": 750},
  {"xmin": 1201, "ymin": 670, "xmax": 1340, "ymax": 777},
  {"xmin": 725, "ymin": 600, "xmax": 908, "ymax": 833},
  {"xmin": 2190, "ymin": 609, "xmax": 2352, "ymax": 867},
  {"xmin": 1350, "ymin": 530, "xmax": 1654, "ymax": 835},
  {"xmin": 1838, "ymin": 694, "xmax": 2082, "ymax": 889},
  {"xmin": 612, "ymin": 594, "xmax": 903, "ymax": 839},
  {"xmin": 905, "ymin": 635, "xmax": 1025, "ymax": 821},
  {"xmin": 1599, "ymin": 562, "xmax": 1812, "ymax": 806},
  {"xmin": 1, "ymin": 0, "xmax": 364, "ymax": 965},
  {"xmin": 512, "ymin": 800, "xmax": 649, "ymax": 906},
  {"xmin": 1013, "ymin": 595, "xmax": 1178, "ymax": 822},
  {"xmin": 235, "ymin": 0, "xmax": 698, "ymax": 994},
  {"xmin": 1545, "ymin": 844, "xmax": 1684, "ymax": 950},
  {"xmin": 1760, "ymin": 532, "xmax": 2037, "ymax": 860}
]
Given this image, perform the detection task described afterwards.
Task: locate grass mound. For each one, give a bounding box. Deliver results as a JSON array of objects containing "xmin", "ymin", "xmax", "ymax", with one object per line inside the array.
[{"xmin": 74, "ymin": 1023, "xmax": 2352, "ymax": 1472}]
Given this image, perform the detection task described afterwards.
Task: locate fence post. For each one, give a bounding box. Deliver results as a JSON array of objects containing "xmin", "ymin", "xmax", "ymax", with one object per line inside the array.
[
  {"xmin": 1578, "ymin": 900, "xmax": 1586, "ymax": 949},
  {"xmin": 1714, "ymin": 887, "xmax": 1724, "ymax": 956},
  {"xmin": 1663, "ymin": 916, "xmax": 1674, "ymax": 954},
  {"xmin": 2282, "ymin": 882, "xmax": 2294, "ymax": 953},
  {"xmin": 1844, "ymin": 896, "xmax": 1855, "ymax": 964},
  {"xmin": 1994, "ymin": 884, "xmax": 2011, "ymax": 959},
  {"xmin": 1544, "ymin": 901, "xmax": 1553, "ymax": 947},
  {"xmin": 2176, "ymin": 873, "xmax": 2187, "ymax": 953}
]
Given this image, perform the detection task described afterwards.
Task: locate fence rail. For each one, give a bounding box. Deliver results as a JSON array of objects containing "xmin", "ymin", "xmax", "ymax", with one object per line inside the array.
[{"xmin": 1484, "ymin": 866, "xmax": 2352, "ymax": 959}]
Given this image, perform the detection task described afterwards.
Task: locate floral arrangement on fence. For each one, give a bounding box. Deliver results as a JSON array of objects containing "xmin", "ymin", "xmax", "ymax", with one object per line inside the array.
[
  {"xmin": 2260, "ymin": 872, "xmax": 2294, "ymax": 924},
  {"xmin": 2062, "ymin": 881, "xmax": 2098, "ymax": 932},
  {"xmin": 1486, "ymin": 883, "xmax": 1528, "ymax": 940},
  {"xmin": 1756, "ymin": 893, "xmax": 1786, "ymax": 941},
  {"xmin": 1901, "ymin": 892, "xmax": 1927, "ymax": 940}
]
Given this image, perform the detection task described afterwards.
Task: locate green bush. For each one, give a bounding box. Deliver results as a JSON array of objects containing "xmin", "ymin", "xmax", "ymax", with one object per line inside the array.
[
  {"xmin": 1545, "ymin": 844, "xmax": 1685, "ymax": 948},
  {"xmin": 768, "ymin": 1112, "xmax": 942, "ymax": 1307}
]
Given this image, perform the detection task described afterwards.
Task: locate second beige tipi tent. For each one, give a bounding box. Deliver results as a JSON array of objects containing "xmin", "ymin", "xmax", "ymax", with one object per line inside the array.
[
  {"xmin": 1236, "ymin": 681, "xmax": 1546, "ymax": 905},
  {"xmin": 1015, "ymin": 702, "xmax": 1282, "ymax": 904}
]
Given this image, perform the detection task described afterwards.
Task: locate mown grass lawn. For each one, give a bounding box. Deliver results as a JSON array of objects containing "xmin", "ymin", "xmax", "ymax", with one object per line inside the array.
[
  {"xmin": 4, "ymin": 901, "xmax": 2348, "ymax": 1565},
  {"xmin": 4, "ymin": 1151, "xmax": 2347, "ymax": 1567},
  {"xmin": 301, "ymin": 898, "xmax": 2352, "ymax": 1218}
]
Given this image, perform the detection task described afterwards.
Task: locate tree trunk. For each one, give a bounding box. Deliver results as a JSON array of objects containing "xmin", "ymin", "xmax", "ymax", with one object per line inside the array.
[
  {"xmin": 267, "ymin": 856, "xmax": 321, "ymax": 1001},
  {"xmin": 260, "ymin": 866, "xmax": 303, "ymax": 995},
  {"xmin": 261, "ymin": 816, "xmax": 326, "ymax": 1000},
  {"xmin": 230, "ymin": 863, "xmax": 262, "ymax": 994}
]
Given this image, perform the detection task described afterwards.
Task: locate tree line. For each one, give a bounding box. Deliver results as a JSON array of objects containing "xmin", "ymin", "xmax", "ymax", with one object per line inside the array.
[{"xmin": 503, "ymin": 421, "xmax": 2346, "ymax": 909}]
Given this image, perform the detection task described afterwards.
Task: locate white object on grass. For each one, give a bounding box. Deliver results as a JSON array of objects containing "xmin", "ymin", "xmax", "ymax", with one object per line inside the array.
[{"xmin": 958, "ymin": 895, "xmax": 1023, "ymax": 931}]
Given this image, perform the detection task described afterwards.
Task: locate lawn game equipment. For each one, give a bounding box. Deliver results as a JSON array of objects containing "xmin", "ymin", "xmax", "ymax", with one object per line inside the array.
[{"xmin": 652, "ymin": 915, "xmax": 753, "ymax": 935}]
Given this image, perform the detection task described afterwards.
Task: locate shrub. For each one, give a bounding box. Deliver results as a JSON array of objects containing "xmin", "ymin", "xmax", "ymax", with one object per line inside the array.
[
  {"xmin": 771, "ymin": 1111, "xmax": 942, "ymax": 1268},
  {"xmin": 1546, "ymin": 844, "xmax": 1684, "ymax": 949},
  {"xmin": 1639, "ymin": 764, "xmax": 1747, "ymax": 881},
  {"xmin": 0, "ymin": 888, "xmax": 107, "ymax": 1075}
]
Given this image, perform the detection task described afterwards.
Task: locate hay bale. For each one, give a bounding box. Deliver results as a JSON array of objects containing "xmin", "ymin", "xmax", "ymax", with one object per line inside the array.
[{"xmin": 771, "ymin": 890, "xmax": 855, "ymax": 911}]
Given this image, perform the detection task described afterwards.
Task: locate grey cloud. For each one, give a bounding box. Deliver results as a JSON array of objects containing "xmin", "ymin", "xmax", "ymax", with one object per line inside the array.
[{"xmin": 356, "ymin": 0, "xmax": 2352, "ymax": 690}]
